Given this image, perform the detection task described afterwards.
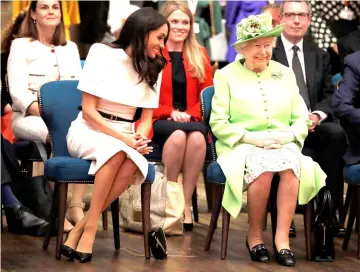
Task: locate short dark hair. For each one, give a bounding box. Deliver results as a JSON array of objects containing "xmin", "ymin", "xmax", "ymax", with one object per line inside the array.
[
  {"xmin": 280, "ymin": 0, "xmax": 312, "ymax": 15},
  {"xmin": 111, "ymin": 7, "xmax": 169, "ymax": 91},
  {"xmin": 19, "ymin": 1, "xmax": 66, "ymax": 46}
]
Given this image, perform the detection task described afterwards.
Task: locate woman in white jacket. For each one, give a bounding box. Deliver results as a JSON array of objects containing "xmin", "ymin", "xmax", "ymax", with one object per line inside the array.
[{"xmin": 7, "ymin": 0, "xmax": 86, "ymax": 232}]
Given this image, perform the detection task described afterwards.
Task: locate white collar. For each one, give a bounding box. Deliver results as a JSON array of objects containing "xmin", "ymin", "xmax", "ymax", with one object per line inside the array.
[{"xmin": 281, "ymin": 33, "xmax": 304, "ymax": 53}]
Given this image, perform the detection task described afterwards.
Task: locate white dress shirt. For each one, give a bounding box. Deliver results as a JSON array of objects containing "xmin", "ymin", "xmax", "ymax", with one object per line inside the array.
[{"xmin": 280, "ymin": 34, "xmax": 327, "ymax": 121}]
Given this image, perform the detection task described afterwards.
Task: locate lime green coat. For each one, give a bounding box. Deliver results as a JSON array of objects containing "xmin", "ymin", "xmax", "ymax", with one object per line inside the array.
[{"xmin": 210, "ymin": 60, "xmax": 326, "ymax": 218}]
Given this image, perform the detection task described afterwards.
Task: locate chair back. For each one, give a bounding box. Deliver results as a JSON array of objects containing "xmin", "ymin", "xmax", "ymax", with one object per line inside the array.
[
  {"xmin": 39, "ymin": 80, "xmax": 81, "ymax": 157},
  {"xmin": 200, "ymin": 86, "xmax": 217, "ymax": 160}
]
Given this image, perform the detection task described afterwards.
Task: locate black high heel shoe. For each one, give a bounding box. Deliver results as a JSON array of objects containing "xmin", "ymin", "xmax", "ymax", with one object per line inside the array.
[
  {"xmin": 274, "ymin": 247, "xmax": 296, "ymax": 266},
  {"xmin": 246, "ymin": 239, "xmax": 270, "ymax": 263},
  {"xmin": 60, "ymin": 230, "xmax": 76, "ymax": 260},
  {"xmin": 74, "ymin": 251, "xmax": 93, "ymax": 263}
]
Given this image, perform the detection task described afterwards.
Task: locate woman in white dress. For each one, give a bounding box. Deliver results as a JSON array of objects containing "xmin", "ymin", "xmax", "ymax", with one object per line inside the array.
[
  {"xmin": 61, "ymin": 8, "xmax": 169, "ymax": 263},
  {"xmin": 7, "ymin": 0, "xmax": 86, "ymax": 232}
]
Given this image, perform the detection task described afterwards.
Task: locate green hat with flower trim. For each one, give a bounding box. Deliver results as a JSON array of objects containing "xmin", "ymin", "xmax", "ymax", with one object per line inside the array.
[{"xmin": 232, "ymin": 14, "xmax": 285, "ymax": 47}]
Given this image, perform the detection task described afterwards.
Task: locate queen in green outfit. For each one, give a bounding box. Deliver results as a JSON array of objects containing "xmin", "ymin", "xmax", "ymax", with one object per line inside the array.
[{"xmin": 209, "ymin": 14, "xmax": 326, "ymax": 266}]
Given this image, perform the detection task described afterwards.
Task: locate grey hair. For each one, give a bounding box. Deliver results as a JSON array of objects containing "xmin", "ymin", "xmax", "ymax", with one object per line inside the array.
[
  {"xmin": 280, "ymin": 0, "xmax": 312, "ymax": 15},
  {"xmin": 234, "ymin": 37, "xmax": 277, "ymax": 59}
]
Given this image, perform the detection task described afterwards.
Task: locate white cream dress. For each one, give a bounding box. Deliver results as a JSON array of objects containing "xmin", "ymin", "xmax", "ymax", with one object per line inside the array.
[{"xmin": 66, "ymin": 43, "xmax": 161, "ymax": 183}]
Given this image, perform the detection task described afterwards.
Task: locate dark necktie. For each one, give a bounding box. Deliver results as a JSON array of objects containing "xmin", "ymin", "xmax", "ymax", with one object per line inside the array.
[{"xmin": 292, "ymin": 45, "xmax": 310, "ymax": 109}]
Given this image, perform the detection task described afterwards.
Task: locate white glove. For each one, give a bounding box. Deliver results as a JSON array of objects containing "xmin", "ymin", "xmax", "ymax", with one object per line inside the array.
[
  {"xmin": 268, "ymin": 132, "xmax": 295, "ymax": 145},
  {"xmin": 241, "ymin": 132, "xmax": 279, "ymax": 148}
]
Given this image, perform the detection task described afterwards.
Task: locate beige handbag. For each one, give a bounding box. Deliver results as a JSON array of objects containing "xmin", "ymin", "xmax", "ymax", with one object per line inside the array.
[{"xmin": 119, "ymin": 165, "xmax": 184, "ymax": 235}]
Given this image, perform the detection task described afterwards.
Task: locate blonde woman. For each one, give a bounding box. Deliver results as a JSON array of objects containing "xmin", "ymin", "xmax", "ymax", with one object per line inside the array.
[{"xmin": 152, "ymin": 1, "xmax": 213, "ymax": 231}]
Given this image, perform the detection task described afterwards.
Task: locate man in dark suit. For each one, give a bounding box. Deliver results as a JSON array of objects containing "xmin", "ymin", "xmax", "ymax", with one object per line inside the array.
[
  {"xmin": 333, "ymin": 51, "xmax": 360, "ymax": 166},
  {"xmin": 337, "ymin": 29, "xmax": 360, "ymax": 74},
  {"xmin": 272, "ymin": 0, "xmax": 347, "ymax": 236}
]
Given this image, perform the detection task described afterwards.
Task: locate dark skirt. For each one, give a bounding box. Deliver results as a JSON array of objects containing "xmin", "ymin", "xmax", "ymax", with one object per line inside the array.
[{"xmin": 152, "ymin": 120, "xmax": 208, "ymax": 145}]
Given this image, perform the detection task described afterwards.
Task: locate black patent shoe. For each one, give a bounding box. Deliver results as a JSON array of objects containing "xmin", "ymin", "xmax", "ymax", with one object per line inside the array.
[
  {"xmin": 183, "ymin": 223, "xmax": 193, "ymax": 231},
  {"xmin": 60, "ymin": 230, "xmax": 76, "ymax": 260},
  {"xmin": 275, "ymin": 247, "xmax": 296, "ymax": 266},
  {"xmin": 289, "ymin": 221, "xmax": 297, "ymax": 238},
  {"xmin": 246, "ymin": 240, "xmax": 270, "ymax": 263},
  {"xmin": 74, "ymin": 251, "xmax": 92, "ymax": 263},
  {"xmin": 60, "ymin": 245, "xmax": 76, "ymax": 260}
]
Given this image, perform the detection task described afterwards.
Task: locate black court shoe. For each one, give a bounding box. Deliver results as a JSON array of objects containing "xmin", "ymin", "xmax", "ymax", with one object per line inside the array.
[
  {"xmin": 74, "ymin": 251, "xmax": 92, "ymax": 263},
  {"xmin": 60, "ymin": 230, "xmax": 76, "ymax": 260},
  {"xmin": 246, "ymin": 239, "xmax": 270, "ymax": 263},
  {"xmin": 274, "ymin": 247, "xmax": 296, "ymax": 266}
]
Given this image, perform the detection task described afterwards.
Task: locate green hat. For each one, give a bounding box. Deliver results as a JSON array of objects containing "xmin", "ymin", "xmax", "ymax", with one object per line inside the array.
[{"xmin": 232, "ymin": 14, "xmax": 285, "ymax": 47}]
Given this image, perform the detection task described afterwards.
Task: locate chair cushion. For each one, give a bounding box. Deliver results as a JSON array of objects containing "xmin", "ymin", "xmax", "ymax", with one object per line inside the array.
[
  {"xmin": 344, "ymin": 164, "xmax": 360, "ymax": 185},
  {"xmin": 207, "ymin": 161, "xmax": 225, "ymax": 184},
  {"xmin": 45, "ymin": 157, "xmax": 155, "ymax": 183},
  {"xmin": 145, "ymin": 142, "xmax": 214, "ymax": 162}
]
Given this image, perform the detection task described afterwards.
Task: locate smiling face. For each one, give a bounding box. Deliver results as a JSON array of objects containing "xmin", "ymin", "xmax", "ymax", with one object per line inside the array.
[
  {"xmin": 146, "ymin": 24, "xmax": 169, "ymax": 58},
  {"xmin": 167, "ymin": 9, "xmax": 191, "ymax": 44},
  {"xmin": 239, "ymin": 36, "xmax": 274, "ymax": 72},
  {"xmin": 31, "ymin": 0, "xmax": 61, "ymax": 28}
]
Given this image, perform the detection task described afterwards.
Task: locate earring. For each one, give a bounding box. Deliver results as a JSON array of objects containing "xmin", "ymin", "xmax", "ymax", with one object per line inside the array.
[{"xmin": 33, "ymin": 19, "xmax": 36, "ymax": 24}]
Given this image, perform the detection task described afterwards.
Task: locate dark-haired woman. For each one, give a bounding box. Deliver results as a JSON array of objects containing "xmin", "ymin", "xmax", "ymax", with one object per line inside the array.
[
  {"xmin": 64, "ymin": 7, "xmax": 169, "ymax": 262},
  {"xmin": 7, "ymin": 1, "xmax": 85, "ymax": 232}
]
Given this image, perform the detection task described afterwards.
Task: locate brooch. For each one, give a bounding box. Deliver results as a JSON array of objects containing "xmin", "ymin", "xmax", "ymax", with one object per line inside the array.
[{"xmin": 271, "ymin": 71, "xmax": 283, "ymax": 80}]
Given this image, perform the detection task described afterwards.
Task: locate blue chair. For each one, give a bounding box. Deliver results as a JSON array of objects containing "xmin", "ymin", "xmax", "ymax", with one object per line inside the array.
[
  {"xmin": 200, "ymin": 86, "xmax": 313, "ymax": 260},
  {"xmin": 342, "ymin": 164, "xmax": 360, "ymax": 259},
  {"xmin": 39, "ymin": 80, "xmax": 154, "ymax": 259}
]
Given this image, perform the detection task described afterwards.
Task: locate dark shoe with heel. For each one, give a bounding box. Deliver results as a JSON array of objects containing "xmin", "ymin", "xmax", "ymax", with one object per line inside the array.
[
  {"xmin": 60, "ymin": 229, "xmax": 76, "ymax": 260},
  {"xmin": 275, "ymin": 247, "xmax": 296, "ymax": 266},
  {"xmin": 246, "ymin": 240, "xmax": 270, "ymax": 263},
  {"xmin": 74, "ymin": 251, "xmax": 92, "ymax": 263}
]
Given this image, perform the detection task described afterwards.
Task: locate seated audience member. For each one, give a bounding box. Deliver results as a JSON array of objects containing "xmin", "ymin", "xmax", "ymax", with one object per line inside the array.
[
  {"xmin": 152, "ymin": 1, "xmax": 213, "ymax": 231},
  {"xmin": 62, "ymin": 8, "xmax": 168, "ymax": 262},
  {"xmin": 235, "ymin": 3, "xmax": 281, "ymax": 61},
  {"xmin": 333, "ymin": 51, "xmax": 360, "ymax": 167},
  {"xmin": 1, "ymin": 136, "xmax": 49, "ymax": 236},
  {"xmin": 210, "ymin": 14, "xmax": 326, "ymax": 266},
  {"xmin": 1, "ymin": 9, "xmax": 28, "ymax": 143},
  {"xmin": 337, "ymin": 29, "xmax": 360, "ymax": 74},
  {"xmin": 7, "ymin": 0, "xmax": 86, "ymax": 232},
  {"xmin": 272, "ymin": 0, "xmax": 347, "ymax": 235}
]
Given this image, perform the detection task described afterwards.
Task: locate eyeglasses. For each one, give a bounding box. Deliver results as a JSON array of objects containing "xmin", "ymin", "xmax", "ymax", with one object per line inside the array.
[{"xmin": 283, "ymin": 12, "xmax": 309, "ymax": 20}]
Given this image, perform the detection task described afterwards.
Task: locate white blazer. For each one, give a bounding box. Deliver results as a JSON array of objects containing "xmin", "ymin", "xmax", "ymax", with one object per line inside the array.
[{"xmin": 7, "ymin": 38, "xmax": 82, "ymax": 116}]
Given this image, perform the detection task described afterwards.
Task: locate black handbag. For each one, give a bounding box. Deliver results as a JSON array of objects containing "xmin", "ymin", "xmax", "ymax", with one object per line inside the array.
[
  {"xmin": 149, "ymin": 227, "xmax": 168, "ymax": 259},
  {"xmin": 312, "ymin": 190, "xmax": 335, "ymax": 262}
]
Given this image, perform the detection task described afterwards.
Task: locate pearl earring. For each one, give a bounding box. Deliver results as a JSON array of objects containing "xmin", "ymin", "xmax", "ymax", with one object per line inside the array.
[{"xmin": 33, "ymin": 19, "xmax": 36, "ymax": 24}]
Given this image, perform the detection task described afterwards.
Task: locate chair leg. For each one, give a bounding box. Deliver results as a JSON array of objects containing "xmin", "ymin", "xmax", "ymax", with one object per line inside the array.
[
  {"xmin": 221, "ymin": 204, "xmax": 230, "ymax": 260},
  {"xmin": 111, "ymin": 198, "xmax": 120, "ymax": 250},
  {"xmin": 102, "ymin": 211, "xmax": 108, "ymax": 230},
  {"xmin": 343, "ymin": 186, "xmax": 356, "ymax": 251},
  {"xmin": 55, "ymin": 183, "xmax": 68, "ymax": 260},
  {"xmin": 203, "ymin": 163, "xmax": 213, "ymax": 211},
  {"xmin": 43, "ymin": 182, "xmax": 59, "ymax": 250},
  {"xmin": 343, "ymin": 185, "xmax": 353, "ymax": 224},
  {"xmin": 141, "ymin": 183, "xmax": 151, "ymax": 259},
  {"xmin": 192, "ymin": 188, "xmax": 199, "ymax": 223},
  {"xmin": 204, "ymin": 184, "xmax": 223, "ymax": 251},
  {"xmin": 304, "ymin": 200, "xmax": 314, "ymax": 261}
]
